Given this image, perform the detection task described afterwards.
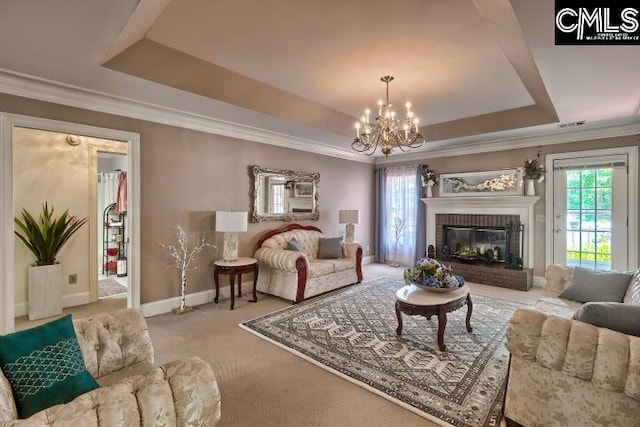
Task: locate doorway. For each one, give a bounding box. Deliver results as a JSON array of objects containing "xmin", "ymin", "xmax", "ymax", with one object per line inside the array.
[
  {"xmin": 97, "ymin": 152, "xmax": 128, "ymax": 300},
  {"xmin": 546, "ymin": 147, "xmax": 638, "ymax": 271},
  {"xmin": 0, "ymin": 113, "xmax": 140, "ymax": 333}
]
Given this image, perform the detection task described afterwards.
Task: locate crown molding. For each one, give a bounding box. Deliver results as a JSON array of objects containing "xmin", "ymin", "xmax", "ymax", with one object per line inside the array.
[
  {"xmin": 376, "ymin": 119, "xmax": 640, "ymax": 164},
  {"xmin": 0, "ymin": 68, "xmax": 637, "ymax": 166},
  {"xmin": 0, "ymin": 68, "xmax": 373, "ymax": 163}
]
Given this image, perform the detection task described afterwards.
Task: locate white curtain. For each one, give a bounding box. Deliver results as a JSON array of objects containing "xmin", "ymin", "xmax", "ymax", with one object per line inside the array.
[
  {"xmin": 97, "ymin": 173, "xmax": 119, "ymax": 273},
  {"xmin": 384, "ymin": 165, "xmax": 419, "ymax": 266}
]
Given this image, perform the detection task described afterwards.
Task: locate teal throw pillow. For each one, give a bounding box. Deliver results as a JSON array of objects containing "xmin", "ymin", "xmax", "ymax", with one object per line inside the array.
[
  {"xmin": 559, "ymin": 267, "xmax": 633, "ymax": 303},
  {"xmin": 286, "ymin": 238, "xmax": 303, "ymax": 252},
  {"xmin": 0, "ymin": 315, "xmax": 99, "ymax": 418},
  {"xmin": 318, "ymin": 237, "xmax": 343, "ymax": 259},
  {"xmin": 573, "ymin": 302, "xmax": 640, "ymax": 337}
]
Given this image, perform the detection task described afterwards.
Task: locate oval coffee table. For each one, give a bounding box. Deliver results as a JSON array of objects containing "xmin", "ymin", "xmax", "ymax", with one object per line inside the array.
[{"xmin": 395, "ymin": 284, "xmax": 473, "ymax": 351}]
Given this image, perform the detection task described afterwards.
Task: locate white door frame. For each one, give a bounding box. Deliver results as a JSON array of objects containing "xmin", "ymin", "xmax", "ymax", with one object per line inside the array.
[
  {"xmin": 0, "ymin": 113, "xmax": 141, "ymax": 333},
  {"xmin": 545, "ymin": 146, "xmax": 638, "ymax": 270}
]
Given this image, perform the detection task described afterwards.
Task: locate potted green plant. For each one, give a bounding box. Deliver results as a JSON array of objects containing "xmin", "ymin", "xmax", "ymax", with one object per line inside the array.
[{"xmin": 14, "ymin": 202, "xmax": 87, "ymax": 320}]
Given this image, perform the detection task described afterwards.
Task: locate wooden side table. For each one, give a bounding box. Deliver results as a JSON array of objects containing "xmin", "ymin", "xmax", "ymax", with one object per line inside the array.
[{"xmin": 212, "ymin": 257, "xmax": 258, "ymax": 310}]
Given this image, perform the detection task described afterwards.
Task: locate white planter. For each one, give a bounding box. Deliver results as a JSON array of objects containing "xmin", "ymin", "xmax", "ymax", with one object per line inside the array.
[
  {"xmin": 28, "ymin": 264, "xmax": 63, "ymax": 320},
  {"xmin": 526, "ymin": 179, "xmax": 536, "ymax": 196}
]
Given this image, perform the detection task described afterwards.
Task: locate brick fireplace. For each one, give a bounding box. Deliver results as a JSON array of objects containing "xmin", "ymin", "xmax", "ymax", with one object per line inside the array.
[{"xmin": 423, "ymin": 196, "xmax": 540, "ymax": 291}]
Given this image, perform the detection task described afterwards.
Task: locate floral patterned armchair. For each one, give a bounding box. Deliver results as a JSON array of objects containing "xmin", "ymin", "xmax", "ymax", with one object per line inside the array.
[{"xmin": 0, "ymin": 309, "xmax": 221, "ymax": 426}]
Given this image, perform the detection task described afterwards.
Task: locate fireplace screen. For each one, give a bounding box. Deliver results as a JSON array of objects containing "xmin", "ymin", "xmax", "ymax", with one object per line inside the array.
[
  {"xmin": 442, "ymin": 221, "xmax": 524, "ymax": 269},
  {"xmin": 444, "ymin": 226, "xmax": 507, "ymax": 262}
]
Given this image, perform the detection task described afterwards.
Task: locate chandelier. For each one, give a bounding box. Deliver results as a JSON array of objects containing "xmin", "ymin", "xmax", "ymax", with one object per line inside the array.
[{"xmin": 352, "ymin": 76, "xmax": 424, "ymax": 156}]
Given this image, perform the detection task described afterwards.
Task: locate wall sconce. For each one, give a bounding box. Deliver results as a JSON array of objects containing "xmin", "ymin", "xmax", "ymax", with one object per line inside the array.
[
  {"xmin": 215, "ymin": 211, "xmax": 248, "ymax": 262},
  {"xmin": 338, "ymin": 209, "xmax": 360, "ymax": 244}
]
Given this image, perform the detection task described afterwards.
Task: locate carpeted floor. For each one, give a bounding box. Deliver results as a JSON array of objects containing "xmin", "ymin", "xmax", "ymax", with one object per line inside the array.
[
  {"xmin": 241, "ymin": 277, "xmax": 531, "ymax": 427},
  {"xmin": 22, "ymin": 263, "xmax": 542, "ymax": 426},
  {"xmin": 98, "ymin": 277, "xmax": 127, "ymax": 298}
]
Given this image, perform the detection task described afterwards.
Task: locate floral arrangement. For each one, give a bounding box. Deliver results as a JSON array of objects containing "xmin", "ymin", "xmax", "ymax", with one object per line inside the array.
[
  {"xmin": 421, "ymin": 165, "xmax": 438, "ymax": 188},
  {"xmin": 523, "ymin": 157, "xmax": 546, "ymax": 183},
  {"xmin": 403, "ymin": 258, "xmax": 465, "ymax": 289}
]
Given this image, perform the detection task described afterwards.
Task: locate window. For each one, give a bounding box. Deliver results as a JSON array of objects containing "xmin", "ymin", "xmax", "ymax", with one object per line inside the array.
[
  {"xmin": 384, "ymin": 166, "xmax": 418, "ymax": 266},
  {"xmin": 565, "ymin": 168, "xmax": 613, "ymax": 269},
  {"xmin": 270, "ymin": 182, "xmax": 285, "ymax": 214}
]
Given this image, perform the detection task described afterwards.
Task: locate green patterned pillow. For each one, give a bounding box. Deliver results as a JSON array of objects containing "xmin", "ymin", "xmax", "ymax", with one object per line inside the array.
[{"xmin": 0, "ymin": 315, "xmax": 99, "ymax": 418}]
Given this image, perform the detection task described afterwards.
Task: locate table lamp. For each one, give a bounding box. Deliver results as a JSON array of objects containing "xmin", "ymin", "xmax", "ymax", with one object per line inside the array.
[
  {"xmin": 338, "ymin": 209, "xmax": 360, "ymax": 243},
  {"xmin": 215, "ymin": 211, "xmax": 248, "ymax": 262}
]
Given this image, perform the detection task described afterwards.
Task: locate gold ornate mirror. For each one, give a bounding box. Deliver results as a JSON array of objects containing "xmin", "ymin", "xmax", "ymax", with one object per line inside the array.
[{"xmin": 250, "ymin": 165, "xmax": 320, "ymax": 222}]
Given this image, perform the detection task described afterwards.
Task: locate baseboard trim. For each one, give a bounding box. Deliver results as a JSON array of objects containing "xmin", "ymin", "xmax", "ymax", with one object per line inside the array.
[
  {"xmin": 141, "ymin": 283, "xmax": 251, "ymax": 317},
  {"xmin": 14, "ymin": 292, "xmax": 91, "ymax": 317},
  {"xmin": 532, "ymin": 275, "xmax": 545, "ymax": 288},
  {"xmin": 362, "ymin": 255, "xmax": 374, "ymax": 265},
  {"xmin": 141, "ymin": 289, "xmax": 215, "ymax": 318}
]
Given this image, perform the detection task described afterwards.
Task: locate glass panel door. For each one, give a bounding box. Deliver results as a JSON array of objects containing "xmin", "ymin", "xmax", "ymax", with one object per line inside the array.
[
  {"xmin": 553, "ymin": 156, "xmax": 628, "ymax": 271},
  {"xmin": 565, "ymin": 168, "xmax": 612, "ymax": 269}
]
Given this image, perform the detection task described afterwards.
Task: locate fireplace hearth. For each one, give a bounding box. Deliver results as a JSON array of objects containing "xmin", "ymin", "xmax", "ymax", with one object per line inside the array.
[
  {"xmin": 422, "ymin": 196, "xmax": 540, "ymax": 291},
  {"xmin": 434, "ymin": 213, "xmax": 530, "ymax": 290}
]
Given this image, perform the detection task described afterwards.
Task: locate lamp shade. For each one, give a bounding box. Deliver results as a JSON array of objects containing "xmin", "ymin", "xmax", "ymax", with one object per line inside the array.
[
  {"xmin": 338, "ymin": 209, "xmax": 359, "ymax": 224},
  {"xmin": 215, "ymin": 211, "xmax": 248, "ymax": 232}
]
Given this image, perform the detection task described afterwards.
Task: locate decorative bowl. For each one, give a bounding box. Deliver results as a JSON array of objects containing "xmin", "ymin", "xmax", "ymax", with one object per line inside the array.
[{"xmin": 414, "ymin": 284, "xmax": 462, "ymax": 293}]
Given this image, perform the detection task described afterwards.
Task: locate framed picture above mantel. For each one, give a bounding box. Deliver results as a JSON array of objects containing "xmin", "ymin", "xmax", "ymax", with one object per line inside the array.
[{"xmin": 439, "ymin": 168, "xmax": 524, "ymax": 197}]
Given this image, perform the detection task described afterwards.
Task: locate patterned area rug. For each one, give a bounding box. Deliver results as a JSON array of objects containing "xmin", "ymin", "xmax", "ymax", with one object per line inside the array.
[
  {"xmin": 241, "ymin": 277, "xmax": 530, "ymax": 427},
  {"xmin": 98, "ymin": 278, "xmax": 127, "ymax": 298}
]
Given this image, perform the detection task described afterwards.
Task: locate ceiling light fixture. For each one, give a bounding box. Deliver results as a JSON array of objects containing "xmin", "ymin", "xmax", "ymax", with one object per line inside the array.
[{"xmin": 352, "ymin": 76, "xmax": 424, "ymax": 156}]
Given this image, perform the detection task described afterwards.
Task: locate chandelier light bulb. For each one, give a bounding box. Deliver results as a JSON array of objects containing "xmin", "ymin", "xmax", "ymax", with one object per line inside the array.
[{"xmin": 351, "ymin": 75, "xmax": 425, "ymax": 157}]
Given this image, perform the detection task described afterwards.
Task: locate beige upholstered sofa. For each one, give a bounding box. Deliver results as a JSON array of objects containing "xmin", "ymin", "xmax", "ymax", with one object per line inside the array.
[
  {"xmin": 254, "ymin": 224, "xmax": 363, "ymax": 303},
  {"xmin": 504, "ymin": 265, "xmax": 640, "ymax": 426},
  {"xmin": 0, "ymin": 309, "xmax": 221, "ymax": 426}
]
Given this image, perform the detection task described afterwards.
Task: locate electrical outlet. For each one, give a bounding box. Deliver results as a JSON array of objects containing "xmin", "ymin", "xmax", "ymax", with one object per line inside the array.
[
  {"xmin": 535, "ymin": 214, "xmax": 546, "ymax": 223},
  {"xmin": 366, "ymin": 245, "xmax": 370, "ymax": 253},
  {"xmin": 68, "ymin": 274, "xmax": 77, "ymax": 284}
]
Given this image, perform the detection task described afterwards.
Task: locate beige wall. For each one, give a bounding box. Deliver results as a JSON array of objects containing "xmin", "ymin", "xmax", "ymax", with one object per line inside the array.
[
  {"xmin": 385, "ymin": 134, "xmax": 640, "ymax": 276},
  {"xmin": 13, "ymin": 127, "xmax": 128, "ymax": 309},
  {"xmin": 13, "ymin": 127, "xmax": 91, "ymax": 306},
  {"xmin": 4, "ymin": 91, "xmax": 638, "ymax": 303},
  {"xmin": 0, "ymin": 93, "xmax": 374, "ymax": 305}
]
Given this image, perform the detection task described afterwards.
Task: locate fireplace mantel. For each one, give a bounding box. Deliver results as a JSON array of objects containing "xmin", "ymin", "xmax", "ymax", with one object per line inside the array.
[{"xmin": 422, "ymin": 196, "xmax": 540, "ymax": 269}]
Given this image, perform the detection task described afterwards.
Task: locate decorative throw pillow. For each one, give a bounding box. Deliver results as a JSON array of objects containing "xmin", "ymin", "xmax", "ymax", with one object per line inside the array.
[
  {"xmin": 286, "ymin": 238, "xmax": 303, "ymax": 252},
  {"xmin": 0, "ymin": 315, "xmax": 99, "ymax": 418},
  {"xmin": 318, "ymin": 237, "xmax": 343, "ymax": 259},
  {"xmin": 573, "ymin": 302, "xmax": 640, "ymax": 337},
  {"xmin": 559, "ymin": 266, "xmax": 633, "ymax": 303},
  {"xmin": 624, "ymin": 269, "xmax": 640, "ymax": 306}
]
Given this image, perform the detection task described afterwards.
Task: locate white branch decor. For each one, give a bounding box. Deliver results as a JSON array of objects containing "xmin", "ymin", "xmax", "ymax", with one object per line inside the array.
[
  {"xmin": 159, "ymin": 225, "xmax": 215, "ymax": 314},
  {"xmin": 390, "ymin": 217, "xmax": 405, "ymax": 267}
]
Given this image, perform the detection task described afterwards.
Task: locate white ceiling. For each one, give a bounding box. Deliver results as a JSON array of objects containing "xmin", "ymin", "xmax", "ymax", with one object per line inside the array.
[{"xmin": 0, "ymin": 0, "xmax": 638, "ymax": 161}]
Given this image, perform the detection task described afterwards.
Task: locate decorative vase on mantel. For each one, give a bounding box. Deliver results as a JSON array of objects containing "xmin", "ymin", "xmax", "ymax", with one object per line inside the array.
[
  {"xmin": 426, "ymin": 185, "xmax": 433, "ymax": 198},
  {"xmin": 526, "ymin": 178, "xmax": 536, "ymax": 196}
]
